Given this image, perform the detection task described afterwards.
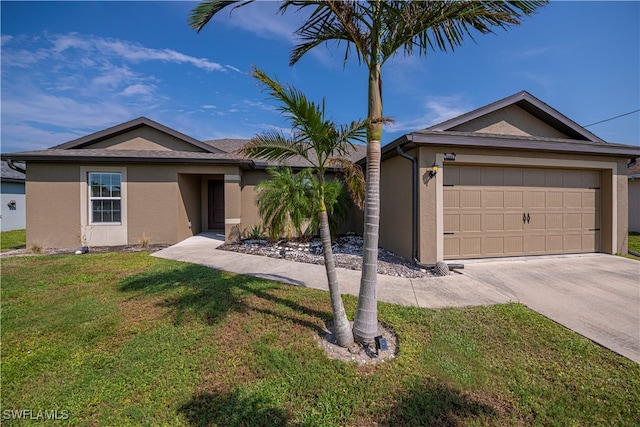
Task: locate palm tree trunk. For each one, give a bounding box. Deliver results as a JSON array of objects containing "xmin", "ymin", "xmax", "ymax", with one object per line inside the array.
[
  {"xmin": 353, "ymin": 29, "xmax": 383, "ymax": 344},
  {"xmin": 318, "ymin": 197, "xmax": 354, "ymax": 347}
]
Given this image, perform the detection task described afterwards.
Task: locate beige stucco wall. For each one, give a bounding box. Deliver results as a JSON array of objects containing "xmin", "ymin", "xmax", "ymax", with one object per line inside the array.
[
  {"xmin": 239, "ymin": 170, "xmax": 270, "ymax": 236},
  {"xmin": 26, "ymin": 163, "xmax": 81, "ymax": 248},
  {"xmin": 25, "ymin": 162, "xmax": 252, "ymax": 248},
  {"xmin": 378, "ymin": 150, "xmax": 415, "ymax": 261},
  {"xmin": 417, "ymin": 148, "xmax": 439, "ymax": 264},
  {"xmin": 451, "ymin": 105, "xmax": 570, "ymax": 139},
  {"xmin": 629, "ymin": 178, "xmax": 640, "ymax": 233},
  {"xmin": 126, "ymin": 164, "xmax": 182, "ymax": 245},
  {"xmin": 90, "ymin": 127, "xmax": 207, "ymax": 152},
  {"xmin": 616, "ymin": 159, "xmax": 629, "ymax": 253}
]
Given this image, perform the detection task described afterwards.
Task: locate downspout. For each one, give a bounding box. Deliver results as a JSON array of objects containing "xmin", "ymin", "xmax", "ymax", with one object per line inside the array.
[
  {"xmin": 396, "ymin": 145, "xmax": 463, "ymax": 271},
  {"xmin": 7, "ymin": 159, "xmax": 26, "ymax": 174}
]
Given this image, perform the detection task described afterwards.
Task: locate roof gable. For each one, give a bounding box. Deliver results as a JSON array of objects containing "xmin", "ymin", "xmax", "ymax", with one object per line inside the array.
[
  {"xmin": 53, "ymin": 117, "xmax": 223, "ymax": 153},
  {"xmin": 427, "ymin": 91, "xmax": 605, "ymax": 143}
]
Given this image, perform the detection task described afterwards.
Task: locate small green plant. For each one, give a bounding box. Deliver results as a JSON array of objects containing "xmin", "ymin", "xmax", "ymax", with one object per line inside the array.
[
  {"xmin": 139, "ymin": 233, "xmax": 150, "ymax": 249},
  {"xmin": 243, "ymin": 224, "xmax": 265, "ymax": 241},
  {"xmin": 29, "ymin": 243, "xmax": 43, "ymax": 254}
]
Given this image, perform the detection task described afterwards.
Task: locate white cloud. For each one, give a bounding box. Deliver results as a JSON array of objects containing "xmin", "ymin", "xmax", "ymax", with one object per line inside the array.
[
  {"xmin": 388, "ymin": 95, "xmax": 470, "ymax": 133},
  {"xmin": 213, "ymin": 1, "xmax": 300, "ymax": 41},
  {"xmin": 3, "ymin": 32, "xmax": 234, "ymax": 73},
  {"xmin": 121, "ymin": 83, "xmax": 156, "ymax": 97},
  {"xmin": 0, "ymin": 123, "xmax": 84, "ymax": 152},
  {"xmin": 92, "ymin": 64, "xmax": 138, "ymax": 88},
  {"xmin": 0, "ymin": 31, "xmax": 242, "ymax": 151},
  {"xmin": 243, "ymin": 99, "xmax": 276, "ymax": 112},
  {"xmin": 1, "ymin": 35, "xmax": 13, "ymax": 45}
]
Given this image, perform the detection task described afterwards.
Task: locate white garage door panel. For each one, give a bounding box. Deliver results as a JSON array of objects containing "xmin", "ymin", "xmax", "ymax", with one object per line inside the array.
[{"xmin": 444, "ymin": 166, "xmax": 600, "ymax": 259}]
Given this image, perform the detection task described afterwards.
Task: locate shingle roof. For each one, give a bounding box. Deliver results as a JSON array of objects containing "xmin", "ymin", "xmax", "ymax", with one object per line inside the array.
[
  {"xmin": 627, "ymin": 161, "xmax": 640, "ymax": 177},
  {"xmin": 203, "ymin": 138, "xmax": 368, "ymax": 167},
  {"xmin": 1, "ymin": 140, "xmax": 368, "ymax": 169},
  {"xmin": 1, "ymin": 160, "xmax": 25, "ymax": 181},
  {"xmin": 1, "ymin": 149, "xmax": 252, "ymax": 165}
]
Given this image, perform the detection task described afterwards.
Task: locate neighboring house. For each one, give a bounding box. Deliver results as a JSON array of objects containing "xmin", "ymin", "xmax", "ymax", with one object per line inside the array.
[
  {"xmin": 366, "ymin": 91, "xmax": 639, "ymax": 263},
  {"xmin": 2, "ymin": 91, "xmax": 638, "ymax": 262},
  {"xmin": 1, "ymin": 160, "xmax": 26, "ymax": 231},
  {"xmin": 0, "ymin": 117, "xmax": 365, "ymax": 249},
  {"xmin": 627, "ymin": 162, "xmax": 640, "ymax": 232}
]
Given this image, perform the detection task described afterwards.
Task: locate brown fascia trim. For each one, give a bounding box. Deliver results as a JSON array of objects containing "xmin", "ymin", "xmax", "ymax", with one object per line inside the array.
[
  {"xmin": 53, "ymin": 117, "xmax": 223, "ymax": 154},
  {"xmin": 397, "ymin": 132, "xmax": 640, "ymax": 158},
  {"xmin": 1, "ymin": 177, "xmax": 25, "ymax": 183},
  {"xmin": 358, "ymin": 132, "xmax": 639, "ymax": 169},
  {"xmin": 1, "ymin": 153, "xmax": 256, "ymax": 168}
]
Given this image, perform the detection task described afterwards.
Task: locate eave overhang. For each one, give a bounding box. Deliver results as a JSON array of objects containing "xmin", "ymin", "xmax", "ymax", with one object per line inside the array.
[{"xmin": 377, "ymin": 131, "xmax": 640, "ymax": 163}]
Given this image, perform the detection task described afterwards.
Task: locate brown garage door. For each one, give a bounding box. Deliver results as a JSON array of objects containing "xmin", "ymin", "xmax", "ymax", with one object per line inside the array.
[{"xmin": 443, "ymin": 165, "xmax": 600, "ymax": 259}]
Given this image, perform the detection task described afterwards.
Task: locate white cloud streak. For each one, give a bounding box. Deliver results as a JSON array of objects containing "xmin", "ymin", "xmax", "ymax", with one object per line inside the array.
[
  {"xmin": 1, "ymin": 31, "xmax": 242, "ymax": 151},
  {"xmin": 387, "ymin": 95, "xmax": 470, "ymax": 133}
]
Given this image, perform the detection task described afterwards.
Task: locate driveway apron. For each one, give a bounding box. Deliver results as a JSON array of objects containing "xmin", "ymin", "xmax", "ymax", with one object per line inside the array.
[{"xmin": 458, "ymin": 254, "xmax": 640, "ymax": 363}]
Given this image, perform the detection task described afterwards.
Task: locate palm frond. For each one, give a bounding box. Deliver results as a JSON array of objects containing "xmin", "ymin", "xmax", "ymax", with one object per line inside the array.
[
  {"xmin": 188, "ymin": 0, "xmax": 254, "ymax": 33},
  {"xmin": 251, "ymin": 66, "xmax": 328, "ymax": 145},
  {"xmin": 329, "ymin": 157, "xmax": 365, "ymax": 209},
  {"xmin": 241, "ymin": 131, "xmax": 310, "ymax": 163},
  {"xmin": 378, "ymin": 1, "xmax": 547, "ymax": 65},
  {"xmin": 283, "ymin": 0, "xmax": 370, "ymax": 67}
]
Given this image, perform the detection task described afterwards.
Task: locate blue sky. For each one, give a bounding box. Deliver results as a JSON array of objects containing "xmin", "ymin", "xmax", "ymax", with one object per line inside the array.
[{"xmin": 1, "ymin": 1, "xmax": 638, "ymax": 153}]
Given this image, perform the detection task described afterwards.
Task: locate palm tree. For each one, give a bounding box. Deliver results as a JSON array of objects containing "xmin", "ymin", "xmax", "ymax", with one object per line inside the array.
[
  {"xmin": 240, "ymin": 66, "xmax": 367, "ymax": 347},
  {"xmin": 190, "ymin": 0, "xmax": 547, "ymax": 344},
  {"xmin": 255, "ymin": 167, "xmax": 313, "ymax": 241}
]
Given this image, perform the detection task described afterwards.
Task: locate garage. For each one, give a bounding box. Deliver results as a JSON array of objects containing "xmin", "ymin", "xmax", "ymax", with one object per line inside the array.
[
  {"xmin": 443, "ymin": 165, "xmax": 600, "ymax": 259},
  {"xmin": 374, "ymin": 91, "xmax": 638, "ymax": 265}
]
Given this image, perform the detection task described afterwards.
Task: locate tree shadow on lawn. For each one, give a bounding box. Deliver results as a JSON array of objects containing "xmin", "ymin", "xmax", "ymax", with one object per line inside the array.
[
  {"xmin": 177, "ymin": 381, "xmax": 499, "ymax": 427},
  {"xmin": 179, "ymin": 390, "xmax": 290, "ymax": 427},
  {"xmin": 381, "ymin": 381, "xmax": 501, "ymax": 426},
  {"xmin": 118, "ymin": 263, "xmax": 331, "ymax": 333}
]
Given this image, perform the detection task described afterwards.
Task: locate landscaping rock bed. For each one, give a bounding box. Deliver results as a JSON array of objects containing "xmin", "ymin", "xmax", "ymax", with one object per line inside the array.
[{"xmin": 220, "ymin": 234, "xmax": 432, "ymax": 278}]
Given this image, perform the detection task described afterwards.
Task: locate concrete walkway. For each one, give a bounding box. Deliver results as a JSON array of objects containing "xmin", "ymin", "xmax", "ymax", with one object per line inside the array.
[
  {"xmin": 152, "ymin": 233, "xmax": 512, "ymax": 309},
  {"xmin": 153, "ymin": 233, "xmax": 640, "ymax": 363}
]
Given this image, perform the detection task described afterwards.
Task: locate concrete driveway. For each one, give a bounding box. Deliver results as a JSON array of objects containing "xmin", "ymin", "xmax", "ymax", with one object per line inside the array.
[{"xmin": 458, "ymin": 254, "xmax": 640, "ymax": 363}]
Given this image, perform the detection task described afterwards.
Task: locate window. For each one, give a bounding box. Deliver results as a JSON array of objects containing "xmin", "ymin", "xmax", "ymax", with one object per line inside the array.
[{"xmin": 89, "ymin": 172, "xmax": 121, "ymax": 223}]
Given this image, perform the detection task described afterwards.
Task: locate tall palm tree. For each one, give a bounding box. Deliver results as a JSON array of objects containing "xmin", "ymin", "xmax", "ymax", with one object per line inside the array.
[
  {"xmin": 241, "ymin": 66, "xmax": 367, "ymax": 347},
  {"xmin": 190, "ymin": 0, "xmax": 547, "ymax": 344}
]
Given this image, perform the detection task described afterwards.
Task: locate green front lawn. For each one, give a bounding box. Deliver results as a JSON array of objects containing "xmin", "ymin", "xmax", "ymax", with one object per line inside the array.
[
  {"xmin": 2, "ymin": 252, "xmax": 638, "ymax": 426},
  {"xmin": 628, "ymin": 232, "xmax": 640, "ymax": 253},
  {"xmin": 1, "ymin": 229, "xmax": 26, "ymax": 251}
]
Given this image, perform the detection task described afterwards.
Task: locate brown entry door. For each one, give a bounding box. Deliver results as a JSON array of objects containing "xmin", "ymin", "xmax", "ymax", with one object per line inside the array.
[{"xmin": 208, "ymin": 180, "xmax": 225, "ymax": 229}]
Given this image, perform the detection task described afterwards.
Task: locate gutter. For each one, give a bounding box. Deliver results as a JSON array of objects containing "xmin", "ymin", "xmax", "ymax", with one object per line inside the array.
[
  {"xmin": 396, "ymin": 145, "xmax": 463, "ymax": 272},
  {"xmin": 6, "ymin": 159, "xmax": 26, "ymax": 174}
]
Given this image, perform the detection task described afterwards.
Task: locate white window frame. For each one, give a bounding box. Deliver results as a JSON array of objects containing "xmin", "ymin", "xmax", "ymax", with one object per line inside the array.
[
  {"xmin": 88, "ymin": 172, "xmax": 122, "ymax": 224},
  {"xmin": 80, "ymin": 166, "xmax": 128, "ymax": 246}
]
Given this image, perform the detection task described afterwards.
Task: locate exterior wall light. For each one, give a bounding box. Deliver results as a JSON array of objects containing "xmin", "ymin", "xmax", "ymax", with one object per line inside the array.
[{"xmin": 429, "ymin": 163, "xmax": 440, "ymax": 179}]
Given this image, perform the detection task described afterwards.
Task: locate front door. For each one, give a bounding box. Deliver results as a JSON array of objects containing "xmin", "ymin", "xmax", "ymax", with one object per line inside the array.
[{"xmin": 207, "ymin": 180, "xmax": 225, "ymax": 229}]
